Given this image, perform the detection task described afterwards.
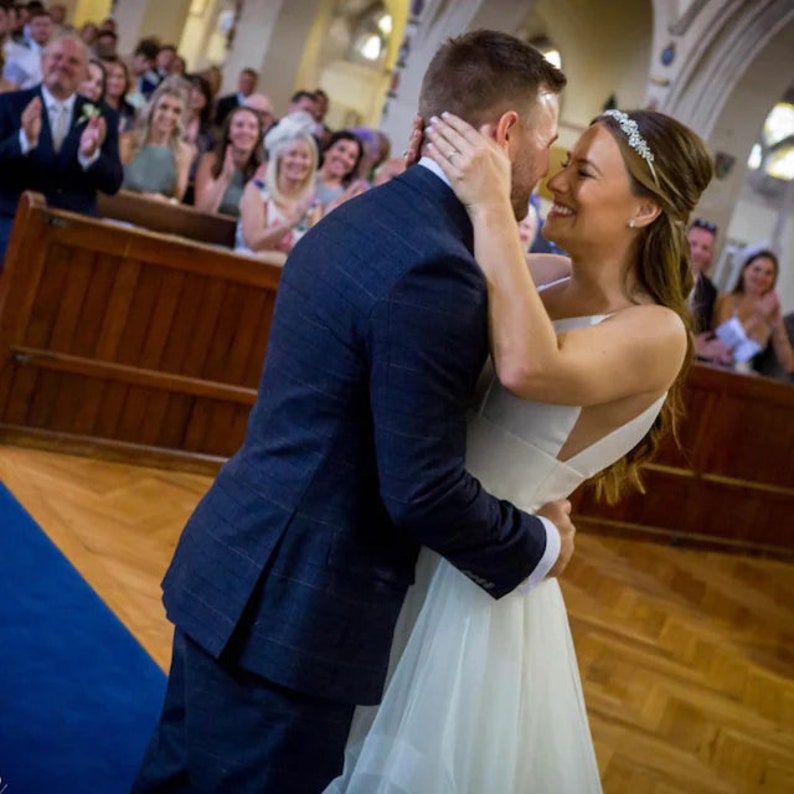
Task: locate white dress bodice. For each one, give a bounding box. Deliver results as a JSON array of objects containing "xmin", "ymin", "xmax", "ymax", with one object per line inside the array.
[{"xmin": 467, "ymin": 314, "xmax": 665, "ymax": 513}]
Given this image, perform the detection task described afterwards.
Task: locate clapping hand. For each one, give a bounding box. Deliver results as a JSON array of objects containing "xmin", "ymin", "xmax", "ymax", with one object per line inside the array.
[
  {"xmin": 288, "ymin": 190, "xmax": 317, "ymax": 227},
  {"xmin": 21, "ymin": 96, "xmax": 42, "ymax": 148},
  {"xmin": 79, "ymin": 115, "xmax": 107, "ymax": 159},
  {"xmin": 424, "ymin": 112, "xmax": 512, "ymax": 216},
  {"xmin": 757, "ymin": 289, "xmax": 782, "ymax": 322},
  {"xmin": 221, "ymin": 145, "xmax": 236, "ymax": 181}
]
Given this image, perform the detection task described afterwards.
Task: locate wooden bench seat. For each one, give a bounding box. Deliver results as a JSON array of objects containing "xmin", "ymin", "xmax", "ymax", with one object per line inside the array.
[
  {"xmin": 1, "ymin": 193, "xmax": 791, "ymax": 554},
  {"xmin": 97, "ymin": 189, "xmax": 238, "ymax": 248},
  {"xmin": 0, "ymin": 192, "xmax": 284, "ymax": 471}
]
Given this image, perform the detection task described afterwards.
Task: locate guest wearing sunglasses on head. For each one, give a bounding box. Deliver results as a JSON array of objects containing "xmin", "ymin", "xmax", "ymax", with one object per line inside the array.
[{"xmin": 687, "ymin": 218, "xmax": 732, "ymax": 365}]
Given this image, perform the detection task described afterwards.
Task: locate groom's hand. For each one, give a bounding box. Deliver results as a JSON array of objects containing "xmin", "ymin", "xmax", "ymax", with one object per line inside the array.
[{"xmin": 537, "ymin": 499, "xmax": 575, "ymax": 578}]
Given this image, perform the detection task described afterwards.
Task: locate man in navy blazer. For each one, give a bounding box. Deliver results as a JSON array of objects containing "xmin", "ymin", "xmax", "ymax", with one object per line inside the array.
[
  {"xmin": 0, "ymin": 33, "xmax": 123, "ymax": 266},
  {"xmin": 135, "ymin": 31, "xmax": 572, "ymax": 793}
]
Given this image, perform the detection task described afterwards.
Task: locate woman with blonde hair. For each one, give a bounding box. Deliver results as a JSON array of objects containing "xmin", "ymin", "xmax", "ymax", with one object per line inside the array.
[
  {"xmin": 120, "ymin": 80, "xmax": 196, "ymax": 202},
  {"xmin": 235, "ymin": 114, "xmax": 318, "ymax": 256}
]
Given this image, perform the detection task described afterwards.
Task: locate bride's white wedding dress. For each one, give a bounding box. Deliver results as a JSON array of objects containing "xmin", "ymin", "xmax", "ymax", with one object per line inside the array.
[{"xmin": 326, "ymin": 315, "xmax": 666, "ymax": 793}]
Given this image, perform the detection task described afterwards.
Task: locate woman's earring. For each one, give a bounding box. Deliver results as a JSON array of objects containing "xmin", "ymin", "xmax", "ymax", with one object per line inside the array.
[{"xmin": 628, "ymin": 219, "xmax": 637, "ymax": 228}]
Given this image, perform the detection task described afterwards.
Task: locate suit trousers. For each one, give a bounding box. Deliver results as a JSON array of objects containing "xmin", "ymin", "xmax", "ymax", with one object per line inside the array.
[{"xmin": 131, "ymin": 629, "xmax": 356, "ymax": 793}]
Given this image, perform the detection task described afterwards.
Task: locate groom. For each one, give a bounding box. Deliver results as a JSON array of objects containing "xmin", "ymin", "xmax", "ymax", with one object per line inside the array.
[{"xmin": 134, "ymin": 30, "xmax": 570, "ymax": 792}]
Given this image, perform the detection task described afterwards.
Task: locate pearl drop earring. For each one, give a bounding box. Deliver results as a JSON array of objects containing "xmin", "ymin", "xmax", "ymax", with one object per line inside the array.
[{"xmin": 628, "ymin": 219, "xmax": 637, "ymax": 228}]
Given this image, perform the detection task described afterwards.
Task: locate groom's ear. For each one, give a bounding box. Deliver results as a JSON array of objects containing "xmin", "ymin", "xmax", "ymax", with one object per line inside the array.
[{"xmin": 493, "ymin": 110, "xmax": 519, "ymax": 151}]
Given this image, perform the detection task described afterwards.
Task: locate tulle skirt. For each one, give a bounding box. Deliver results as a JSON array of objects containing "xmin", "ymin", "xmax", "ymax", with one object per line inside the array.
[{"xmin": 325, "ymin": 549, "xmax": 602, "ymax": 793}]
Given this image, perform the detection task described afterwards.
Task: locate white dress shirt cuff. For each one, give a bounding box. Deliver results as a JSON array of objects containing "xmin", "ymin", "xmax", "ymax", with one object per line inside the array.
[
  {"xmin": 516, "ymin": 516, "xmax": 561, "ymax": 593},
  {"xmin": 19, "ymin": 128, "xmax": 36, "ymax": 154},
  {"xmin": 78, "ymin": 149, "xmax": 100, "ymax": 170}
]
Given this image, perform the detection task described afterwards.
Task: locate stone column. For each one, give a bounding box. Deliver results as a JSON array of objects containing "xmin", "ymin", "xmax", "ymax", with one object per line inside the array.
[
  {"xmin": 219, "ymin": 0, "xmax": 323, "ymax": 115},
  {"xmin": 111, "ymin": 0, "xmax": 192, "ymax": 56}
]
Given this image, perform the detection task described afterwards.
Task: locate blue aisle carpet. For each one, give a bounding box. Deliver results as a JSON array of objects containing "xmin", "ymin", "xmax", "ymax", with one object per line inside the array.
[{"xmin": 0, "ymin": 482, "xmax": 166, "ymax": 793}]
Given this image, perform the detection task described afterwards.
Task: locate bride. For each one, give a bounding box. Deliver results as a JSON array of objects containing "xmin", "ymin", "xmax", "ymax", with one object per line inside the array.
[{"xmin": 326, "ymin": 108, "xmax": 713, "ymax": 792}]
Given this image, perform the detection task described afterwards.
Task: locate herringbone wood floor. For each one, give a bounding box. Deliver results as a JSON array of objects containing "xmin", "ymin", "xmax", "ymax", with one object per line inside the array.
[{"xmin": 1, "ymin": 444, "xmax": 792, "ymax": 792}]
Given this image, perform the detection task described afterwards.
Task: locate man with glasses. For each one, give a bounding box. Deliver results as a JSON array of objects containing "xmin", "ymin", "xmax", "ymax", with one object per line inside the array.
[{"xmin": 688, "ymin": 218, "xmax": 732, "ymax": 365}]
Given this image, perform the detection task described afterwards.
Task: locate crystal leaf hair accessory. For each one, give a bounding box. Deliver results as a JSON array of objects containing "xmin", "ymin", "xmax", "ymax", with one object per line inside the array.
[{"xmin": 601, "ymin": 109, "xmax": 658, "ymax": 185}]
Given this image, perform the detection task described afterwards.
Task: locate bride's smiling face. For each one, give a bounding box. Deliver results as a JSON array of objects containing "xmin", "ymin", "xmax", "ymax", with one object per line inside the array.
[{"xmin": 542, "ymin": 123, "xmax": 641, "ymax": 253}]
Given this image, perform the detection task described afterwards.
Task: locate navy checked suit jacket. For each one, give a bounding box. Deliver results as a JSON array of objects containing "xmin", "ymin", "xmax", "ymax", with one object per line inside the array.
[
  {"xmin": 0, "ymin": 86, "xmax": 123, "ymax": 219},
  {"xmin": 162, "ymin": 165, "xmax": 549, "ymax": 705}
]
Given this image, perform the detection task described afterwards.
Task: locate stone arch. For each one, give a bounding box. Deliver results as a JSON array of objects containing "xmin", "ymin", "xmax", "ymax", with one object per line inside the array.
[{"xmin": 661, "ymin": 0, "xmax": 794, "ymax": 138}]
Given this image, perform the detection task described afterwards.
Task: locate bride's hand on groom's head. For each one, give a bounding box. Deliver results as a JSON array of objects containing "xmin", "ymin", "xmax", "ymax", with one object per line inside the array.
[{"xmin": 424, "ymin": 113, "xmax": 512, "ymax": 215}]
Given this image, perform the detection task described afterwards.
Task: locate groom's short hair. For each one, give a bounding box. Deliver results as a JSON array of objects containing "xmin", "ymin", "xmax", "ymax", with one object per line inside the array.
[{"xmin": 419, "ymin": 30, "xmax": 566, "ymax": 126}]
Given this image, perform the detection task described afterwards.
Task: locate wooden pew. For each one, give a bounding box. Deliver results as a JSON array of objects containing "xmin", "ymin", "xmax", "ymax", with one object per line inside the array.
[
  {"xmin": 97, "ymin": 189, "xmax": 238, "ymax": 248},
  {"xmin": 571, "ymin": 363, "xmax": 794, "ymax": 555},
  {"xmin": 1, "ymin": 194, "xmax": 791, "ymax": 554},
  {"xmin": 0, "ymin": 192, "xmax": 284, "ymax": 472}
]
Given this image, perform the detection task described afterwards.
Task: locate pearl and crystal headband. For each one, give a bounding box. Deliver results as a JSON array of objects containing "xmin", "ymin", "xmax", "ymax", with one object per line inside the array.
[{"xmin": 601, "ymin": 109, "xmax": 658, "ymax": 185}]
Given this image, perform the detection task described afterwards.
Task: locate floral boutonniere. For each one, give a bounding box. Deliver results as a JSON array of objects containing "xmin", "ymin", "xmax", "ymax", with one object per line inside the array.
[{"xmin": 77, "ymin": 103, "xmax": 101, "ymax": 126}]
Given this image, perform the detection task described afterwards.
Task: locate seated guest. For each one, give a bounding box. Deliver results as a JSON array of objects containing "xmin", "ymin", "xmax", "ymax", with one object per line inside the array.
[
  {"xmin": 0, "ymin": 33, "xmax": 123, "ymax": 264},
  {"xmin": 200, "ymin": 65, "xmax": 222, "ymax": 103},
  {"xmin": 351, "ymin": 126, "xmax": 390, "ymax": 182},
  {"xmin": 0, "ymin": 2, "xmax": 15, "ymax": 93},
  {"xmin": 315, "ymin": 129, "xmax": 364, "ymax": 206},
  {"xmin": 77, "ymin": 57, "xmax": 105, "ymax": 103},
  {"xmin": 243, "ymin": 92, "xmax": 275, "ymax": 135},
  {"xmin": 2, "ymin": 7, "xmax": 52, "ymax": 89},
  {"xmin": 120, "ymin": 81, "xmax": 195, "ymax": 202},
  {"xmin": 214, "ymin": 67, "xmax": 257, "ymax": 128},
  {"xmin": 713, "ymin": 249, "xmax": 794, "ymax": 374},
  {"xmin": 127, "ymin": 37, "xmax": 160, "ymax": 108},
  {"xmin": 311, "ymin": 87, "xmax": 332, "ymax": 148},
  {"xmin": 235, "ymin": 116, "xmax": 317, "ymax": 256},
  {"xmin": 286, "ymin": 89, "xmax": 319, "ymax": 119},
  {"xmin": 687, "ymin": 217, "xmax": 732, "ymax": 364},
  {"xmin": 155, "ymin": 44, "xmax": 178, "ymax": 80},
  {"xmin": 77, "ymin": 21, "xmax": 98, "ymax": 53},
  {"xmin": 183, "ymin": 72, "xmax": 214, "ymax": 201},
  {"xmin": 94, "ymin": 28, "xmax": 117, "ymax": 59},
  {"xmin": 753, "ymin": 311, "xmax": 794, "ymax": 381},
  {"xmin": 100, "ymin": 56, "xmax": 135, "ymax": 132},
  {"xmin": 49, "ymin": 3, "xmax": 70, "ymax": 36},
  {"xmin": 194, "ymin": 105, "xmax": 262, "ymax": 217}
]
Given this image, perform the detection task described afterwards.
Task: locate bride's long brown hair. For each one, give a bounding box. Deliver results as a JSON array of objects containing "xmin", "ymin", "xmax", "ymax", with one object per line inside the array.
[{"xmin": 590, "ymin": 110, "xmax": 713, "ymax": 503}]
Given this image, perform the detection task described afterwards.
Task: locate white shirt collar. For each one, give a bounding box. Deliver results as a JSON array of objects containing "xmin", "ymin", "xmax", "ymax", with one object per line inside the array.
[
  {"xmin": 418, "ymin": 155, "xmax": 451, "ymax": 187},
  {"xmin": 41, "ymin": 85, "xmax": 77, "ymax": 114}
]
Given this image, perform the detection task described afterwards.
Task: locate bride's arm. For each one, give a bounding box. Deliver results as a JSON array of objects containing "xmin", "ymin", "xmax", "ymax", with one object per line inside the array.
[{"xmin": 425, "ymin": 113, "xmax": 686, "ymax": 405}]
